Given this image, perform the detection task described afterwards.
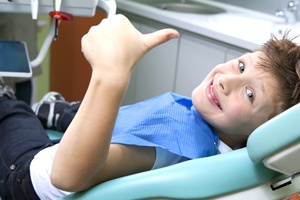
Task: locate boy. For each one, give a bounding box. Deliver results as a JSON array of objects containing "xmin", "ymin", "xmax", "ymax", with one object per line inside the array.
[{"xmin": 1, "ymin": 15, "xmax": 300, "ymax": 199}]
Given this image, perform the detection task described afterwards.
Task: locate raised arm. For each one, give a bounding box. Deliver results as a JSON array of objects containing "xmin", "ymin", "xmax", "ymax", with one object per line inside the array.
[{"xmin": 50, "ymin": 14, "xmax": 179, "ymax": 192}]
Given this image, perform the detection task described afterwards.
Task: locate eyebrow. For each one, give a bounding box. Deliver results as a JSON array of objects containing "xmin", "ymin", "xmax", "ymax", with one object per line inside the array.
[
  {"xmin": 243, "ymin": 53, "xmax": 253, "ymax": 67},
  {"xmin": 251, "ymin": 59, "xmax": 268, "ymax": 106},
  {"xmin": 258, "ymin": 78, "xmax": 266, "ymax": 101},
  {"xmin": 253, "ymin": 80, "xmax": 269, "ymax": 113},
  {"xmin": 242, "ymin": 52, "xmax": 269, "ymax": 106}
]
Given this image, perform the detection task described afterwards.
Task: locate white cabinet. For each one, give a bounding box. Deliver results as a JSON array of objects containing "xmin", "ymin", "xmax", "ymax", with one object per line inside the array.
[
  {"xmin": 121, "ymin": 13, "xmax": 248, "ymax": 105},
  {"xmin": 174, "ymin": 33, "xmax": 227, "ymax": 97},
  {"xmin": 123, "ymin": 19, "xmax": 179, "ymax": 105}
]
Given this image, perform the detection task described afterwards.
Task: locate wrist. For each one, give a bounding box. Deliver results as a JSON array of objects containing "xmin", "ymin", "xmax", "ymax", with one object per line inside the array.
[{"xmin": 90, "ymin": 70, "xmax": 130, "ymax": 93}]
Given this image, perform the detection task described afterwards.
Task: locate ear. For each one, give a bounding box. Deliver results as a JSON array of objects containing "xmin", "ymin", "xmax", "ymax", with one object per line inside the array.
[{"xmin": 296, "ymin": 59, "xmax": 300, "ymax": 79}]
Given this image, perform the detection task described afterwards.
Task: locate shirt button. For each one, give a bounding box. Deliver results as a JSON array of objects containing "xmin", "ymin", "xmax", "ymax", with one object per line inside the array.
[{"xmin": 10, "ymin": 164, "xmax": 16, "ymax": 170}]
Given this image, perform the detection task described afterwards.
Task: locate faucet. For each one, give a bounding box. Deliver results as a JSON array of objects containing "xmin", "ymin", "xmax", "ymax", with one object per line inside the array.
[{"xmin": 276, "ymin": 0, "xmax": 298, "ymax": 24}]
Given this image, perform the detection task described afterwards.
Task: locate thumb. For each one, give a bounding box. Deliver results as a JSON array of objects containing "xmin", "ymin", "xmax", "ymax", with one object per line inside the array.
[{"xmin": 142, "ymin": 28, "xmax": 179, "ymax": 51}]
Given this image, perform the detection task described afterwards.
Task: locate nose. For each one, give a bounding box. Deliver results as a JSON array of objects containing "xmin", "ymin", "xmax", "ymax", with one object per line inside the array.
[{"xmin": 218, "ymin": 74, "xmax": 242, "ymax": 95}]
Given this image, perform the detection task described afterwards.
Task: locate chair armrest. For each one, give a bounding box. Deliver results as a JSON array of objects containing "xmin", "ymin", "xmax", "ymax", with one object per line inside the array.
[{"xmin": 62, "ymin": 149, "xmax": 279, "ymax": 199}]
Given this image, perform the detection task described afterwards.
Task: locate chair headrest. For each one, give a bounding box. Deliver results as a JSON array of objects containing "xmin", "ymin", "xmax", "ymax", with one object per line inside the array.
[{"xmin": 247, "ymin": 103, "xmax": 300, "ymax": 163}]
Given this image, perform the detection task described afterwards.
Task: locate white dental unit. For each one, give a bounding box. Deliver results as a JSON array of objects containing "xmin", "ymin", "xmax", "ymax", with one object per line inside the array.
[{"xmin": 0, "ymin": 0, "xmax": 116, "ymax": 68}]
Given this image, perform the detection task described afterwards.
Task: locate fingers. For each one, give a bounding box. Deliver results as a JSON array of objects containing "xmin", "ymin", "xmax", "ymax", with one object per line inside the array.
[
  {"xmin": 81, "ymin": 14, "xmax": 179, "ymax": 73},
  {"xmin": 107, "ymin": 14, "xmax": 179, "ymax": 52},
  {"xmin": 142, "ymin": 29, "xmax": 179, "ymax": 51}
]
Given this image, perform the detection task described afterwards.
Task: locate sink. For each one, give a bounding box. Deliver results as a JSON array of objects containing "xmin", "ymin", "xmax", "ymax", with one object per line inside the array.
[
  {"xmin": 208, "ymin": 13, "xmax": 274, "ymax": 44},
  {"xmin": 209, "ymin": 13, "xmax": 274, "ymax": 31},
  {"xmin": 131, "ymin": 0, "xmax": 226, "ymax": 15}
]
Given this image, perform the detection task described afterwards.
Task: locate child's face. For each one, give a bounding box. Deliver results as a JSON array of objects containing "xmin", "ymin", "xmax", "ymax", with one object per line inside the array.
[{"xmin": 192, "ymin": 51, "xmax": 276, "ymax": 138}]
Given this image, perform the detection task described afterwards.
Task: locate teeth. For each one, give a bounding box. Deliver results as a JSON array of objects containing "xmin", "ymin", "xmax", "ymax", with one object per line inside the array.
[
  {"xmin": 210, "ymin": 85, "xmax": 216, "ymax": 101},
  {"xmin": 210, "ymin": 85, "xmax": 222, "ymax": 109}
]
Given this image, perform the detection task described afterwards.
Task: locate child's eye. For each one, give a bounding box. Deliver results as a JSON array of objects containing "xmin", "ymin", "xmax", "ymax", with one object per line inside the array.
[
  {"xmin": 239, "ymin": 62, "xmax": 245, "ymax": 73},
  {"xmin": 246, "ymin": 88, "xmax": 254, "ymax": 102}
]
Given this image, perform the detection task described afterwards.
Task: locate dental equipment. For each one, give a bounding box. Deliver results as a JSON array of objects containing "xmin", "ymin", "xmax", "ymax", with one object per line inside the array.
[
  {"xmin": 0, "ymin": 0, "xmax": 117, "ymax": 68},
  {"xmin": 49, "ymin": 0, "xmax": 74, "ymax": 41},
  {"xmin": 31, "ymin": 0, "xmax": 38, "ymax": 20}
]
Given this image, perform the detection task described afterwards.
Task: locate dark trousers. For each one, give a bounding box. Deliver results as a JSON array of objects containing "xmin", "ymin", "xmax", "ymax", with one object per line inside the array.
[
  {"xmin": 0, "ymin": 97, "xmax": 57, "ymax": 200},
  {"xmin": 15, "ymin": 80, "xmax": 32, "ymax": 106},
  {"xmin": 56, "ymin": 102, "xmax": 80, "ymax": 132}
]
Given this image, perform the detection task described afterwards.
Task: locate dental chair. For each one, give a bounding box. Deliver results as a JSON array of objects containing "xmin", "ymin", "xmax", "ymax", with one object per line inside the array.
[
  {"xmin": 3, "ymin": 0, "xmax": 299, "ymax": 198},
  {"xmin": 46, "ymin": 102, "xmax": 300, "ymax": 200}
]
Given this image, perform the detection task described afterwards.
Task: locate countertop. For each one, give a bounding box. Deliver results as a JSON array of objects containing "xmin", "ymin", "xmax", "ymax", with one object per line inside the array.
[{"xmin": 116, "ymin": 0, "xmax": 299, "ymax": 50}]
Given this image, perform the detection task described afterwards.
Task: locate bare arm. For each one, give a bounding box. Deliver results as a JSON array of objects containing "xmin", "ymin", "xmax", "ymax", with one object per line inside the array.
[{"xmin": 50, "ymin": 14, "xmax": 179, "ymax": 192}]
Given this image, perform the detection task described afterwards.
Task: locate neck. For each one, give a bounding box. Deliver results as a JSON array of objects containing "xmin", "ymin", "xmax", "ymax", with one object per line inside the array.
[{"xmin": 216, "ymin": 131, "xmax": 248, "ymax": 150}]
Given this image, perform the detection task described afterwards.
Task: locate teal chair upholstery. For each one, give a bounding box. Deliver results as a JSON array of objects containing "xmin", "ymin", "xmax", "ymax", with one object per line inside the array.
[{"xmin": 46, "ymin": 103, "xmax": 300, "ymax": 199}]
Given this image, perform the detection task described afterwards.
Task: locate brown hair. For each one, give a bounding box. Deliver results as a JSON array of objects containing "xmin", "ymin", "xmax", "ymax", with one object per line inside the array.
[{"xmin": 258, "ymin": 31, "xmax": 300, "ymax": 119}]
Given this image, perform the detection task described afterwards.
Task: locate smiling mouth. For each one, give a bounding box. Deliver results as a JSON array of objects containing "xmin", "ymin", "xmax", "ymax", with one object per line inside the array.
[{"xmin": 210, "ymin": 81, "xmax": 222, "ymax": 110}]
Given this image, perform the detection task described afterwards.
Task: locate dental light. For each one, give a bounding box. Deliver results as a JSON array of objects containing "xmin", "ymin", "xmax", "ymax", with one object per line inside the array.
[{"xmin": 0, "ymin": 0, "xmax": 116, "ymax": 68}]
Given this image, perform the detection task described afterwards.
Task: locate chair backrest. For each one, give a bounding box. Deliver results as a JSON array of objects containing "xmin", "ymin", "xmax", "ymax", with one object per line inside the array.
[
  {"xmin": 247, "ymin": 103, "xmax": 300, "ymax": 176},
  {"xmin": 55, "ymin": 103, "xmax": 300, "ymax": 199}
]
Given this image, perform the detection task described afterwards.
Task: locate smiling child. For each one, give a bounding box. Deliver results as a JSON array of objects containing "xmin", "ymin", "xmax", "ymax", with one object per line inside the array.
[{"xmin": 1, "ymin": 15, "xmax": 300, "ymax": 199}]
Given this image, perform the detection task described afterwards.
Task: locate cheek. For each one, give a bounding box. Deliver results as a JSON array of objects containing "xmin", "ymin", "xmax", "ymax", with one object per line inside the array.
[
  {"xmin": 192, "ymin": 84, "xmax": 204, "ymax": 106},
  {"xmin": 217, "ymin": 105, "xmax": 250, "ymax": 134},
  {"xmin": 226, "ymin": 104, "xmax": 245, "ymax": 120}
]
